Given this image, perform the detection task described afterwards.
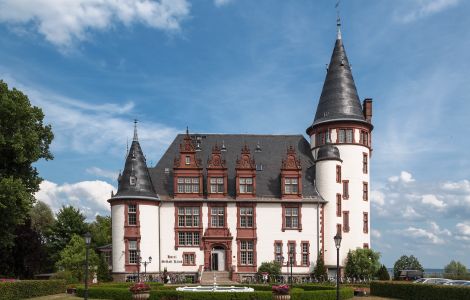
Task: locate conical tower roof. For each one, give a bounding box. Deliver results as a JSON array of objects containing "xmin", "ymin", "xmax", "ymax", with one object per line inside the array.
[
  {"xmin": 309, "ymin": 27, "xmax": 366, "ymax": 129},
  {"xmin": 112, "ymin": 122, "xmax": 158, "ymax": 201}
]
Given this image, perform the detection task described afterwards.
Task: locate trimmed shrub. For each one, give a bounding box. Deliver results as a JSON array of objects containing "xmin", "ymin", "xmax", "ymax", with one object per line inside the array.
[
  {"xmin": 292, "ymin": 284, "xmax": 336, "ymax": 291},
  {"xmin": 0, "ymin": 280, "xmax": 66, "ymax": 300},
  {"xmin": 371, "ymin": 281, "xmax": 470, "ymax": 300},
  {"xmin": 290, "ymin": 288, "xmax": 354, "ymax": 300},
  {"xmin": 76, "ymin": 287, "xmax": 132, "ymax": 300},
  {"xmin": 150, "ymin": 290, "xmax": 273, "ymax": 300}
]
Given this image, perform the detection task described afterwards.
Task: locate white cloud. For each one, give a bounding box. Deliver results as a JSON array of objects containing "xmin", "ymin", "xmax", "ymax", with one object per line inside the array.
[
  {"xmin": 214, "ymin": 0, "xmax": 233, "ymax": 7},
  {"xmin": 389, "ymin": 171, "xmax": 415, "ymax": 183},
  {"xmin": 456, "ymin": 222, "xmax": 470, "ymax": 236},
  {"xmin": 35, "ymin": 180, "xmax": 115, "ymax": 220},
  {"xmin": 371, "ymin": 229, "xmax": 382, "ymax": 239},
  {"xmin": 403, "ymin": 205, "xmax": 421, "ymax": 218},
  {"xmin": 0, "ymin": 0, "xmax": 191, "ymax": 48},
  {"xmin": 404, "ymin": 226, "xmax": 444, "ymax": 244},
  {"xmin": 86, "ymin": 167, "xmax": 119, "ymax": 181},
  {"xmin": 422, "ymin": 194, "xmax": 446, "ymax": 209},
  {"xmin": 371, "ymin": 190, "xmax": 385, "ymax": 206},
  {"xmin": 442, "ymin": 180, "xmax": 470, "ymax": 192},
  {"xmin": 398, "ymin": 0, "xmax": 460, "ymax": 23}
]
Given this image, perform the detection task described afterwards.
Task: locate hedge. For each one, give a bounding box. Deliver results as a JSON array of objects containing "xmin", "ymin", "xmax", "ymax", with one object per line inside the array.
[
  {"xmin": 0, "ymin": 280, "xmax": 66, "ymax": 300},
  {"xmin": 290, "ymin": 288, "xmax": 354, "ymax": 300},
  {"xmin": 371, "ymin": 281, "xmax": 470, "ymax": 300}
]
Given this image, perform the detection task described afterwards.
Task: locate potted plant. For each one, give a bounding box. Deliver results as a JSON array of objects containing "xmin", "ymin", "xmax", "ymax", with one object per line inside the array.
[
  {"xmin": 272, "ymin": 284, "xmax": 290, "ymax": 300},
  {"xmin": 129, "ymin": 282, "xmax": 151, "ymax": 300}
]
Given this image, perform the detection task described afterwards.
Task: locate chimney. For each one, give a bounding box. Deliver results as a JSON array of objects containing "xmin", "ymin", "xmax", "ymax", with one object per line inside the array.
[{"xmin": 363, "ymin": 98, "xmax": 373, "ymax": 123}]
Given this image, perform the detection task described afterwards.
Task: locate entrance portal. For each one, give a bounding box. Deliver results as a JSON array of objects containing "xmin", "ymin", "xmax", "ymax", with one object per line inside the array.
[{"xmin": 211, "ymin": 246, "xmax": 225, "ymax": 271}]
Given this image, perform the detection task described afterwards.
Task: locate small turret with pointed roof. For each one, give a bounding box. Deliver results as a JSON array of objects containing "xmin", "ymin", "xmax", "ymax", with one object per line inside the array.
[
  {"xmin": 111, "ymin": 120, "xmax": 158, "ymax": 201},
  {"xmin": 306, "ymin": 15, "xmax": 369, "ymax": 133}
]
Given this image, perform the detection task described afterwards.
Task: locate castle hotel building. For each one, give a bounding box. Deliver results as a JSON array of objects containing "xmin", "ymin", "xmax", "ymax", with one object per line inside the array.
[{"xmin": 108, "ymin": 24, "xmax": 373, "ymax": 282}]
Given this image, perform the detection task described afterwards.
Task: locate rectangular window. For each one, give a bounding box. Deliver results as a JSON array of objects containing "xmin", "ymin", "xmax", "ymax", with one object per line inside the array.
[
  {"xmin": 210, "ymin": 177, "xmax": 224, "ymax": 193},
  {"xmin": 288, "ymin": 242, "xmax": 296, "ymax": 265},
  {"xmin": 210, "ymin": 207, "xmax": 225, "ymax": 227},
  {"xmin": 363, "ymin": 182, "xmax": 368, "ymax": 201},
  {"xmin": 338, "ymin": 129, "xmax": 353, "ymax": 143},
  {"xmin": 177, "ymin": 207, "xmax": 199, "ymax": 227},
  {"xmin": 336, "ymin": 165, "xmax": 341, "ymax": 183},
  {"xmin": 185, "ymin": 155, "xmax": 190, "ymax": 165},
  {"xmin": 240, "ymin": 240, "xmax": 254, "ymax": 265},
  {"xmin": 363, "ymin": 213, "xmax": 368, "ymax": 233},
  {"xmin": 239, "ymin": 207, "xmax": 254, "ymax": 228},
  {"xmin": 360, "ymin": 131, "xmax": 369, "ymax": 146},
  {"xmin": 343, "ymin": 211, "xmax": 350, "ymax": 232},
  {"xmin": 336, "ymin": 224, "xmax": 342, "ymax": 236},
  {"xmin": 177, "ymin": 177, "xmax": 199, "ymax": 193},
  {"xmin": 239, "ymin": 177, "xmax": 253, "ymax": 194},
  {"xmin": 363, "ymin": 153, "xmax": 368, "ymax": 174},
  {"xmin": 274, "ymin": 242, "xmax": 283, "ymax": 264},
  {"xmin": 342, "ymin": 180, "xmax": 349, "ymax": 199},
  {"xmin": 284, "ymin": 207, "xmax": 299, "ymax": 229},
  {"xmin": 363, "ymin": 243, "xmax": 369, "ymax": 249},
  {"xmin": 284, "ymin": 178, "xmax": 299, "ymax": 194},
  {"xmin": 301, "ymin": 242, "xmax": 309, "ymax": 266},
  {"xmin": 315, "ymin": 131, "xmax": 328, "ymax": 146},
  {"xmin": 336, "ymin": 194, "xmax": 342, "ymax": 217},
  {"xmin": 177, "ymin": 231, "xmax": 200, "ymax": 246},
  {"xmin": 183, "ymin": 253, "xmax": 195, "ymax": 266},
  {"xmin": 128, "ymin": 240, "xmax": 137, "ymax": 264},
  {"xmin": 128, "ymin": 204, "xmax": 137, "ymax": 225}
]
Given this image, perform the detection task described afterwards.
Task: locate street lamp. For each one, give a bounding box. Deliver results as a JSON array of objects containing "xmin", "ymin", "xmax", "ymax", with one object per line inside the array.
[
  {"xmin": 289, "ymin": 254, "xmax": 293, "ymax": 285},
  {"xmin": 84, "ymin": 232, "xmax": 92, "ymax": 300},
  {"xmin": 334, "ymin": 234, "xmax": 342, "ymax": 300},
  {"xmin": 136, "ymin": 250, "xmax": 141, "ymax": 282},
  {"xmin": 142, "ymin": 256, "xmax": 152, "ymax": 281},
  {"xmin": 281, "ymin": 256, "xmax": 287, "ymax": 283}
]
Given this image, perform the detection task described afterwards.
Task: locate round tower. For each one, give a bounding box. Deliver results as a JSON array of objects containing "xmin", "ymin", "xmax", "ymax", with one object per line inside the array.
[
  {"xmin": 307, "ymin": 23, "xmax": 373, "ymax": 274},
  {"xmin": 108, "ymin": 121, "xmax": 160, "ymax": 281}
]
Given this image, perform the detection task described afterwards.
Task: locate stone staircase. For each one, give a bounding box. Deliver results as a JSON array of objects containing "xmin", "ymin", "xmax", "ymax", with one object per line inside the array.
[{"xmin": 200, "ymin": 271, "xmax": 237, "ymax": 285}]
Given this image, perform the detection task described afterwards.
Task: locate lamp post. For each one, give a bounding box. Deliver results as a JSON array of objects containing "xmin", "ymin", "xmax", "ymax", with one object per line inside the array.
[
  {"xmin": 84, "ymin": 232, "xmax": 92, "ymax": 300},
  {"xmin": 142, "ymin": 256, "xmax": 152, "ymax": 281},
  {"xmin": 136, "ymin": 250, "xmax": 141, "ymax": 282},
  {"xmin": 281, "ymin": 256, "xmax": 287, "ymax": 283},
  {"xmin": 290, "ymin": 254, "xmax": 293, "ymax": 285},
  {"xmin": 334, "ymin": 234, "xmax": 342, "ymax": 300}
]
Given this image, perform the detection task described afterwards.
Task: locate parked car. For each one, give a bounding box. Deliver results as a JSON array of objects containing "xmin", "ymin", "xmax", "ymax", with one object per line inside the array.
[
  {"xmin": 444, "ymin": 280, "xmax": 470, "ymax": 286},
  {"xmin": 413, "ymin": 278, "xmax": 450, "ymax": 285},
  {"xmin": 399, "ymin": 270, "xmax": 423, "ymax": 281}
]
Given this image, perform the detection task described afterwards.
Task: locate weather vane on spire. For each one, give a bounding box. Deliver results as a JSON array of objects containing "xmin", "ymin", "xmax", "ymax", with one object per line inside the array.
[
  {"xmin": 133, "ymin": 119, "xmax": 139, "ymax": 142},
  {"xmin": 335, "ymin": 0, "xmax": 342, "ymax": 39}
]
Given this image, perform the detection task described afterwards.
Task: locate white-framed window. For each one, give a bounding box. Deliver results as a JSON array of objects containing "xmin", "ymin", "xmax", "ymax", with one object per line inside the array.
[
  {"xmin": 239, "ymin": 207, "xmax": 253, "ymax": 228},
  {"xmin": 240, "ymin": 240, "xmax": 254, "ymax": 265},
  {"xmin": 274, "ymin": 242, "xmax": 283, "ymax": 264},
  {"xmin": 183, "ymin": 253, "xmax": 195, "ymax": 265},
  {"xmin": 239, "ymin": 177, "xmax": 253, "ymax": 193},
  {"xmin": 284, "ymin": 207, "xmax": 299, "ymax": 229},
  {"xmin": 284, "ymin": 178, "xmax": 298, "ymax": 194},
  {"xmin": 128, "ymin": 240, "xmax": 137, "ymax": 264},
  {"xmin": 178, "ymin": 207, "xmax": 199, "ymax": 227},
  {"xmin": 301, "ymin": 242, "xmax": 309, "ymax": 266},
  {"xmin": 177, "ymin": 232, "xmax": 200, "ymax": 246},
  {"xmin": 128, "ymin": 204, "xmax": 137, "ymax": 225},
  {"xmin": 185, "ymin": 155, "xmax": 191, "ymax": 165},
  {"xmin": 210, "ymin": 207, "xmax": 225, "ymax": 227},
  {"xmin": 210, "ymin": 177, "xmax": 224, "ymax": 193},
  {"xmin": 177, "ymin": 177, "xmax": 199, "ymax": 193}
]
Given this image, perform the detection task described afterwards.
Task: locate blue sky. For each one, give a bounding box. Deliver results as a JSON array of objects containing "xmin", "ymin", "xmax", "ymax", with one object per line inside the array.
[{"xmin": 1, "ymin": 0, "xmax": 469, "ymax": 268}]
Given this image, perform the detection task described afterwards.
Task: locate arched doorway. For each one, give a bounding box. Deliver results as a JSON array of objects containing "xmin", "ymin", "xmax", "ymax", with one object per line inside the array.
[{"xmin": 211, "ymin": 246, "xmax": 225, "ymax": 271}]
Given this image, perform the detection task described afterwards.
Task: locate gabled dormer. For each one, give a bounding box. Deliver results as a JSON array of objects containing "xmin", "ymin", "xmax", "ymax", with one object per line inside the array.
[
  {"xmin": 173, "ymin": 129, "xmax": 203, "ymax": 198},
  {"xmin": 235, "ymin": 144, "xmax": 256, "ymax": 198},
  {"xmin": 206, "ymin": 144, "xmax": 228, "ymax": 198},
  {"xmin": 281, "ymin": 145, "xmax": 302, "ymax": 199}
]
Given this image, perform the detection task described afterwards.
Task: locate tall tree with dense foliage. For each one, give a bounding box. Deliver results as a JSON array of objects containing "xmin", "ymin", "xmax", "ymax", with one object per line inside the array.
[
  {"xmin": 393, "ymin": 255, "xmax": 424, "ymax": 280},
  {"xmin": 376, "ymin": 264, "xmax": 391, "ymax": 280},
  {"xmin": 30, "ymin": 200, "xmax": 54, "ymax": 241},
  {"xmin": 0, "ymin": 80, "xmax": 53, "ymax": 275},
  {"xmin": 89, "ymin": 215, "xmax": 112, "ymax": 247},
  {"xmin": 444, "ymin": 260, "xmax": 468, "ymax": 276},
  {"xmin": 48, "ymin": 205, "xmax": 88, "ymax": 262},
  {"xmin": 312, "ymin": 252, "xmax": 328, "ymax": 281},
  {"xmin": 56, "ymin": 234, "xmax": 99, "ymax": 283},
  {"xmin": 344, "ymin": 248, "xmax": 381, "ymax": 279}
]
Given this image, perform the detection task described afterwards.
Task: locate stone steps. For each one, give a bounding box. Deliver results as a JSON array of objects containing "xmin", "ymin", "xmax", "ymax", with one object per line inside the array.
[{"xmin": 200, "ymin": 271, "xmax": 236, "ymax": 285}]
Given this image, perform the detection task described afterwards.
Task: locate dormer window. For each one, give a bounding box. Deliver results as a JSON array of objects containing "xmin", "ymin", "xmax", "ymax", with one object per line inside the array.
[
  {"xmin": 177, "ymin": 177, "xmax": 199, "ymax": 193},
  {"xmin": 239, "ymin": 177, "xmax": 253, "ymax": 193},
  {"xmin": 284, "ymin": 178, "xmax": 298, "ymax": 194},
  {"xmin": 130, "ymin": 176, "xmax": 137, "ymax": 186},
  {"xmin": 185, "ymin": 156, "xmax": 190, "ymax": 165},
  {"xmin": 210, "ymin": 177, "xmax": 224, "ymax": 193},
  {"xmin": 338, "ymin": 128, "xmax": 353, "ymax": 143}
]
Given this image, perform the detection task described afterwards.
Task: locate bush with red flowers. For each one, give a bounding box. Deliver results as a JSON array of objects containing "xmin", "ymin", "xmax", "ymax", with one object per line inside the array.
[
  {"xmin": 129, "ymin": 282, "xmax": 150, "ymax": 294},
  {"xmin": 272, "ymin": 284, "xmax": 290, "ymax": 295}
]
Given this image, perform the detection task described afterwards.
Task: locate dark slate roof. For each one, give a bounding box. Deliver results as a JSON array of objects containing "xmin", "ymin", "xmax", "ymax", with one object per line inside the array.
[
  {"xmin": 112, "ymin": 139, "xmax": 158, "ymax": 201},
  {"xmin": 316, "ymin": 144, "xmax": 342, "ymax": 162},
  {"xmin": 149, "ymin": 134, "xmax": 320, "ymax": 201},
  {"xmin": 309, "ymin": 36, "xmax": 366, "ymax": 128}
]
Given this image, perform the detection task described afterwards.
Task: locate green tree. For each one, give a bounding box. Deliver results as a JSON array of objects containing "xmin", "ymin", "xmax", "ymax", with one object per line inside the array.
[
  {"xmin": 0, "ymin": 80, "xmax": 53, "ymax": 249},
  {"xmin": 393, "ymin": 255, "xmax": 423, "ymax": 280},
  {"xmin": 376, "ymin": 264, "xmax": 391, "ymax": 281},
  {"xmin": 30, "ymin": 201, "xmax": 54, "ymax": 240},
  {"xmin": 97, "ymin": 255, "xmax": 113, "ymax": 282},
  {"xmin": 344, "ymin": 248, "xmax": 381, "ymax": 280},
  {"xmin": 89, "ymin": 215, "xmax": 112, "ymax": 247},
  {"xmin": 444, "ymin": 260, "xmax": 468, "ymax": 276},
  {"xmin": 56, "ymin": 234, "xmax": 99, "ymax": 283},
  {"xmin": 48, "ymin": 205, "xmax": 88, "ymax": 262},
  {"xmin": 312, "ymin": 252, "xmax": 328, "ymax": 281},
  {"xmin": 257, "ymin": 261, "xmax": 282, "ymax": 279}
]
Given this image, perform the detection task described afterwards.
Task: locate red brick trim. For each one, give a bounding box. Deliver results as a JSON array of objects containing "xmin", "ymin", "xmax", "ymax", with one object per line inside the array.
[
  {"xmin": 236, "ymin": 202, "xmax": 257, "ymax": 240},
  {"xmin": 208, "ymin": 202, "xmax": 227, "ymax": 228},
  {"xmin": 363, "ymin": 243, "xmax": 369, "ymax": 249},
  {"xmin": 336, "ymin": 193, "xmax": 342, "ymax": 217},
  {"xmin": 336, "ymin": 223, "xmax": 342, "ymax": 236},
  {"xmin": 363, "ymin": 212, "xmax": 369, "ymax": 233},
  {"xmin": 363, "ymin": 182, "xmax": 368, "ymax": 201},
  {"xmin": 343, "ymin": 211, "xmax": 350, "ymax": 233},
  {"xmin": 336, "ymin": 165, "xmax": 341, "ymax": 183},
  {"xmin": 363, "ymin": 152, "xmax": 368, "ymax": 174},
  {"xmin": 273, "ymin": 240, "xmax": 283, "ymax": 264},
  {"xmin": 281, "ymin": 203, "xmax": 302, "ymax": 232},
  {"xmin": 174, "ymin": 202, "xmax": 203, "ymax": 250},
  {"xmin": 237, "ymin": 239, "xmax": 257, "ymax": 272},
  {"xmin": 124, "ymin": 238, "xmax": 140, "ymax": 272},
  {"xmin": 308, "ymin": 121, "xmax": 373, "ymax": 149},
  {"xmin": 342, "ymin": 180, "xmax": 349, "ymax": 200},
  {"xmin": 300, "ymin": 241, "xmax": 310, "ymax": 267},
  {"xmin": 182, "ymin": 252, "xmax": 196, "ymax": 266}
]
